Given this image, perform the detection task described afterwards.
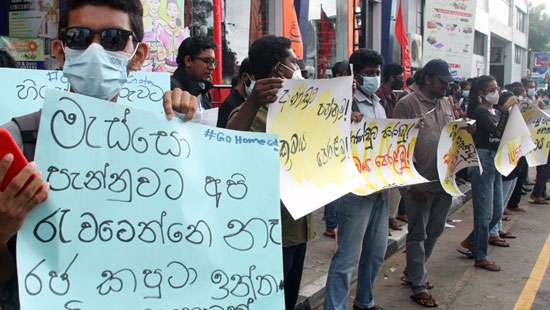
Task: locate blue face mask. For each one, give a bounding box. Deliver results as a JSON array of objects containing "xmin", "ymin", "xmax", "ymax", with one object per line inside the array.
[
  {"xmin": 528, "ymin": 88, "xmax": 536, "ymax": 97},
  {"xmin": 63, "ymin": 42, "xmax": 136, "ymax": 100},
  {"xmin": 462, "ymin": 90, "xmax": 470, "ymax": 97},
  {"xmin": 359, "ymin": 75, "xmax": 380, "ymax": 94}
]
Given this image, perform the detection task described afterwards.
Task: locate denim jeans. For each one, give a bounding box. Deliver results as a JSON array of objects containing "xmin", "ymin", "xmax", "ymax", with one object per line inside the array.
[
  {"xmin": 404, "ymin": 190, "xmax": 452, "ymax": 294},
  {"xmin": 490, "ymin": 178, "xmax": 517, "ymax": 237},
  {"xmin": 532, "ymin": 163, "xmax": 550, "ymax": 198},
  {"xmin": 324, "ymin": 201, "xmax": 338, "ymax": 230},
  {"xmin": 324, "ymin": 192, "xmax": 388, "ymax": 310},
  {"xmin": 467, "ymin": 149, "xmax": 503, "ymax": 261}
]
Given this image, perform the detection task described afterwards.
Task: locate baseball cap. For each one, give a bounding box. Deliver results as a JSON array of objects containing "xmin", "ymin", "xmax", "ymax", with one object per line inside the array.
[{"xmin": 423, "ymin": 59, "xmax": 454, "ymax": 83}]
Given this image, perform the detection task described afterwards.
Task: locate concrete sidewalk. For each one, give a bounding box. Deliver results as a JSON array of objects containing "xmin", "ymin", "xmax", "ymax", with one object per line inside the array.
[{"xmin": 296, "ymin": 184, "xmax": 473, "ymax": 309}]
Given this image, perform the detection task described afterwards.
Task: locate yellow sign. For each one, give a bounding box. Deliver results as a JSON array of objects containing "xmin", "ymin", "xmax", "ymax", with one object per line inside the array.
[
  {"xmin": 520, "ymin": 102, "xmax": 550, "ymax": 167},
  {"xmin": 437, "ymin": 119, "xmax": 480, "ymax": 196},
  {"xmin": 351, "ymin": 118, "xmax": 428, "ymax": 196},
  {"xmin": 495, "ymin": 104, "xmax": 536, "ymax": 176},
  {"xmin": 266, "ymin": 77, "xmax": 364, "ymax": 219}
]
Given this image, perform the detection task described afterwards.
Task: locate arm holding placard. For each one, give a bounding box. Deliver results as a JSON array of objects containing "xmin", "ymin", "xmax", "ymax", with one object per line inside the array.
[
  {"xmin": 227, "ymin": 78, "xmax": 283, "ymax": 131},
  {"xmin": 0, "ymin": 157, "xmax": 49, "ymax": 286}
]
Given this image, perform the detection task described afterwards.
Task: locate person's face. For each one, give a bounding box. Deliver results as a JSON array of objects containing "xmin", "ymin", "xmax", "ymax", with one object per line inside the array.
[
  {"xmin": 390, "ymin": 73, "xmax": 404, "ymax": 90},
  {"xmin": 480, "ymin": 80, "xmax": 499, "ymax": 99},
  {"xmin": 184, "ymin": 48, "xmax": 216, "ymax": 81},
  {"xmin": 167, "ymin": 3, "xmax": 178, "ymax": 22},
  {"xmin": 52, "ymin": 5, "xmax": 149, "ymax": 71},
  {"xmin": 528, "ymin": 81, "xmax": 536, "ymax": 89},
  {"xmin": 148, "ymin": 0, "xmax": 160, "ymax": 14},
  {"xmin": 273, "ymin": 48, "xmax": 299, "ymax": 79},
  {"xmin": 463, "ymin": 84, "xmax": 471, "ymax": 91},
  {"xmin": 355, "ymin": 65, "xmax": 381, "ymax": 85},
  {"xmin": 425, "ymin": 75, "xmax": 449, "ymax": 99}
]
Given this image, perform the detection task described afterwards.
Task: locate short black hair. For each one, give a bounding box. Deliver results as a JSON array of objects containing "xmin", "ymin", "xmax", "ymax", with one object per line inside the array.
[
  {"xmin": 381, "ymin": 63, "xmax": 404, "ymax": 82},
  {"xmin": 332, "ymin": 61, "xmax": 350, "ymax": 77},
  {"xmin": 248, "ymin": 35, "xmax": 292, "ymax": 79},
  {"xmin": 59, "ymin": 0, "xmax": 144, "ymax": 42},
  {"xmin": 349, "ymin": 49, "xmax": 383, "ymax": 73},
  {"xmin": 510, "ymin": 81, "xmax": 525, "ymax": 96},
  {"xmin": 238, "ymin": 58, "xmax": 251, "ymax": 78},
  {"xmin": 459, "ymin": 80, "xmax": 470, "ymax": 89},
  {"xmin": 176, "ymin": 36, "xmax": 216, "ymax": 65},
  {"xmin": 0, "ymin": 50, "xmax": 16, "ymax": 68}
]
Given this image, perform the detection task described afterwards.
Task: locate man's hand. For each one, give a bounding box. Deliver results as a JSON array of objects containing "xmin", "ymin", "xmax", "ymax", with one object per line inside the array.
[
  {"xmin": 246, "ymin": 78, "xmax": 284, "ymax": 109},
  {"xmin": 503, "ymin": 95, "xmax": 518, "ymax": 111},
  {"xmin": 0, "ymin": 155, "xmax": 48, "ymax": 245},
  {"xmin": 351, "ymin": 112, "xmax": 364, "ymax": 123},
  {"xmin": 163, "ymin": 88, "xmax": 198, "ymax": 120}
]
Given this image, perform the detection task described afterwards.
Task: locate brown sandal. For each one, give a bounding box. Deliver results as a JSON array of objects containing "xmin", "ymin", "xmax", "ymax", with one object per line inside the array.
[
  {"xmin": 410, "ymin": 292, "xmax": 438, "ymax": 308},
  {"xmin": 499, "ymin": 231, "xmax": 517, "ymax": 239},
  {"xmin": 389, "ymin": 217, "xmax": 403, "ymax": 231},
  {"xmin": 475, "ymin": 260, "xmax": 501, "ymax": 271},
  {"xmin": 489, "ymin": 237, "xmax": 510, "ymax": 247}
]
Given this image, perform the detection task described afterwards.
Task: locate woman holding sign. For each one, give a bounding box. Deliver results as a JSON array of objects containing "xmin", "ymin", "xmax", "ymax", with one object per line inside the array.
[{"xmin": 460, "ymin": 75, "xmax": 516, "ymax": 272}]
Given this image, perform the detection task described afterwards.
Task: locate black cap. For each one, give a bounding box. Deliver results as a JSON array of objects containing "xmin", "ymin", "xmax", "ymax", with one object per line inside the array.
[{"xmin": 423, "ymin": 59, "xmax": 454, "ymax": 83}]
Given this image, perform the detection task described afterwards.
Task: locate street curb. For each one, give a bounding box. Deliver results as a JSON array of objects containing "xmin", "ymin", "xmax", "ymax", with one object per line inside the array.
[{"xmin": 295, "ymin": 184, "xmax": 473, "ymax": 310}]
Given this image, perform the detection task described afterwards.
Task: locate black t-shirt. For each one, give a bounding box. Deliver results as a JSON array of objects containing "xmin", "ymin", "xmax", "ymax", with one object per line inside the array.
[
  {"xmin": 471, "ymin": 106, "xmax": 504, "ymax": 151},
  {"xmin": 217, "ymin": 89, "xmax": 245, "ymax": 128}
]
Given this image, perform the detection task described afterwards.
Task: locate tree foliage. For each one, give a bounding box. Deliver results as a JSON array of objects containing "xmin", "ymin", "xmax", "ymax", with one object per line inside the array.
[{"xmin": 529, "ymin": 4, "xmax": 550, "ymax": 51}]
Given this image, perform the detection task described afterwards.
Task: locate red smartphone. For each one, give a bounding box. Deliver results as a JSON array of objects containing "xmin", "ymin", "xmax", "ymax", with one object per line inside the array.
[{"xmin": 0, "ymin": 128, "xmax": 30, "ymax": 192}]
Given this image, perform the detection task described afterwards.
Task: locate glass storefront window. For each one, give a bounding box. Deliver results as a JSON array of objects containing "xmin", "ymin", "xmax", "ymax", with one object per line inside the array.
[{"xmin": 304, "ymin": 1, "xmax": 337, "ymax": 78}]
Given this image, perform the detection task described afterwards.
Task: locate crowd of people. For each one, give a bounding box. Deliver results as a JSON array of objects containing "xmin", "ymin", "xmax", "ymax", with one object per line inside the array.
[{"xmin": 1, "ymin": 1, "xmax": 550, "ymax": 310}]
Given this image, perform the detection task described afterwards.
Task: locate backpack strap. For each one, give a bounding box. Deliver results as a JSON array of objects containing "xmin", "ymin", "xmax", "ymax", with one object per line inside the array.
[{"xmin": 12, "ymin": 111, "xmax": 41, "ymax": 162}]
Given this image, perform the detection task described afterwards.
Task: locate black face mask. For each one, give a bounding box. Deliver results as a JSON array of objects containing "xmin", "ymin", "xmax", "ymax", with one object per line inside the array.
[{"xmin": 391, "ymin": 77, "xmax": 404, "ymax": 90}]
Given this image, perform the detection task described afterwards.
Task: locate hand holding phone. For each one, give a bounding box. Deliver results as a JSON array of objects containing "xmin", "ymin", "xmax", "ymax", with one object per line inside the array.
[
  {"xmin": 0, "ymin": 128, "xmax": 29, "ymax": 191},
  {"xmin": 0, "ymin": 128, "xmax": 49, "ymax": 245}
]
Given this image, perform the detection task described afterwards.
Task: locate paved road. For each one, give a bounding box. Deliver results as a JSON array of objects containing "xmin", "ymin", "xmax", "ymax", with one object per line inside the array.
[{"xmin": 314, "ymin": 196, "xmax": 550, "ymax": 310}]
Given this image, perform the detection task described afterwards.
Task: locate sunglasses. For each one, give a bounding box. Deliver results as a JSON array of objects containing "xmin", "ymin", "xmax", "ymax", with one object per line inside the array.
[{"xmin": 61, "ymin": 27, "xmax": 138, "ymax": 51}]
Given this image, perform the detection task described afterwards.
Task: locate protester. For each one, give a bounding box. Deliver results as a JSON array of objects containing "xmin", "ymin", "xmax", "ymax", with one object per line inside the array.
[
  {"xmin": 393, "ymin": 59, "xmax": 456, "ymax": 308},
  {"xmin": 375, "ymin": 63, "xmax": 405, "ymax": 232},
  {"xmin": 0, "ymin": 2, "xmax": 198, "ymax": 309},
  {"xmin": 458, "ymin": 80, "xmax": 471, "ymax": 115},
  {"xmin": 217, "ymin": 58, "xmax": 250, "ymax": 128},
  {"xmin": 488, "ymin": 91, "xmax": 519, "ymax": 245},
  {"xmin": 323, "ymin": 60, "xmax": 352, "ymax": 239},
  {"xmin": 226, "ymin": 35, "xmax": 314, "ymax": 310},
  {"xmin": 324, "ymin": 49, "xmax": 388, "ymax": 310},
  {"xmin": 460, "ymin": 75, "xmax": 517, "ymax": 272},
  {"xmin": 172, "ymin": 36, "xmax": 216, "ymax": 110}
]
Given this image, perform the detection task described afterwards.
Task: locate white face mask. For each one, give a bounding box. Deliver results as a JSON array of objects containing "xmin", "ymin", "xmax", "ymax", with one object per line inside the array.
[
  {"xmin": 63, "ymin": 42, "xmax": 137, "ymax": 100},
  {"xmin": 483, "ymin": 91, "xmax": 499, "ymax": 106},
  {"xmin": 291, "ymin": 68, "xmax": 304, "ymax": 80}
]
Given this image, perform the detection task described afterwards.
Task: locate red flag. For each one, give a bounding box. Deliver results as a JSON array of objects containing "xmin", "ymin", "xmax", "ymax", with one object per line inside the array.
[
  {"xmin": 318, "ymin": 6, "xmax": 335, "ymax": 77},
  {"xmin": 283, "ymin": 0, "xmax": 304, "ymax": 59},
  {"xmin": 395, "ymin": 0, "xmax": 411, "ymax": 82}
]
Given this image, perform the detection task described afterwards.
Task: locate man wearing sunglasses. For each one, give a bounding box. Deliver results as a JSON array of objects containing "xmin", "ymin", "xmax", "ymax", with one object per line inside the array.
[
  {"xmin": 0, "ymin": 1, "xmax": 197, "ymax": 309},
  {"xmin": 172, "ymin": 36, "xmax": 217, "ymax": 111}
]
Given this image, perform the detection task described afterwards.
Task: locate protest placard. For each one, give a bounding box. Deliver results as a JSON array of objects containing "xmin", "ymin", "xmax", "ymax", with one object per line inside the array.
[
  {"xmin": 495, "ymin": 104, "xmax": 536, "ymax": 176},
  {"xmin": 351, "ymin": 118, "xmax": 428, "ymax": 196},
  {"xmin": 17, "ymin": 89, "xmax": 284, "ymax": 309},
  {"xmin": 437, "ymin": 119, "xmax": 480, "ymax": 196},
  {"xmin": 520, "ymin": 102, "xmax": 550, "ymax": 167},
  {"xmin": 0, "ymin": 68, "xmax": 169, "ymax": 124},
  {"xmin": 266, "ymin": 76, "xmax": 364, "ymax": 219}
]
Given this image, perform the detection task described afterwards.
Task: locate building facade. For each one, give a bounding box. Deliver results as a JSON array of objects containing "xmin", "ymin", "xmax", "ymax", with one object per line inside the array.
[{"xmin": 383, "ymin": 0, "xmax": 529, "ymax": 83}]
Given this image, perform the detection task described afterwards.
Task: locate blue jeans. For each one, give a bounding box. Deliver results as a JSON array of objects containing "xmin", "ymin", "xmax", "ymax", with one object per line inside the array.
[
  {"xmin": 324, "ymin": 201, "xmax": 338, "ymax": 230},
  {"xmin": 324, "ymin": 192, "xmax": 388, "ymax": 310},
  {"xmin": 490, "ymin": 178, "xmax": 517, "ymax": 236},
  {"xmin": 468, "ymin": 149, "xmax": 503, "ymax": 261}
]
